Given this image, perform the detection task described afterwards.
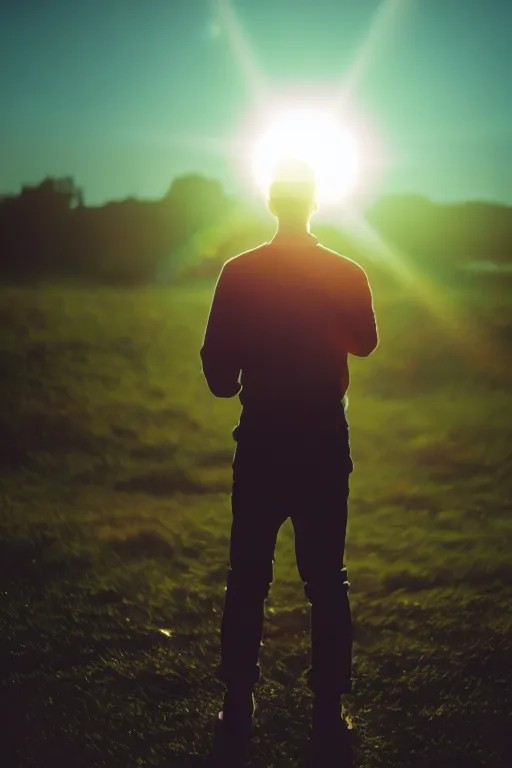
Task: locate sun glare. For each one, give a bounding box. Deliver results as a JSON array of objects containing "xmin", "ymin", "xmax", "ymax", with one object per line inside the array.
[{"xmin": 252, "ymin": 109, "xmax": 358, "ymax": 205}]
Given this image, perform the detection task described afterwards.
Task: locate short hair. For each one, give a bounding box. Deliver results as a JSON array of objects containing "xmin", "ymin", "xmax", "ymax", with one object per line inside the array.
[{"xmin": 268, "ymin": 158, "xmax": 317, "ymax": 218}]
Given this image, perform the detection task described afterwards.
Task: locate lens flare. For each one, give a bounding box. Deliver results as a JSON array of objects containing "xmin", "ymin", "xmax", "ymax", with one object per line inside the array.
[{"xmin": 252, "ymin": 109, "xmax": 358, "ymax": 205}]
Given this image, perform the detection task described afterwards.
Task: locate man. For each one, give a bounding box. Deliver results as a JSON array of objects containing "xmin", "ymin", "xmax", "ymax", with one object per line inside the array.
[{"xmin": 200, "ymin": 159, "xmax": 378, "ymax": 766}]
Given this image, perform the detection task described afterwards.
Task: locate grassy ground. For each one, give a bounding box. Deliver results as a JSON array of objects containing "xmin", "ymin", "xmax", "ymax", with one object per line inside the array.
[{"xmin": 0, "ymin": 272, "xmax": 511, "ymax": 767}]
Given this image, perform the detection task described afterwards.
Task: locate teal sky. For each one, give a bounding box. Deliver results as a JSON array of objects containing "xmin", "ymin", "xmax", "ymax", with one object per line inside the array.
[{"xmin": 1, "ymin": 0, "xmax": 510, "ymax": 205}]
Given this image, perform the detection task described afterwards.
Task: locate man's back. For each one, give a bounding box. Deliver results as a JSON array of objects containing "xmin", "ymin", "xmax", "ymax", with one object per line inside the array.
[{"xmin": 200, "ymin": 232, "xmax": 378, "ymax": 437}]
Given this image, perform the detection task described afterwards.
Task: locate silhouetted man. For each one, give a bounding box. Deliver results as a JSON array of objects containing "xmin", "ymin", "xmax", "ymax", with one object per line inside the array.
[{"xmin": 200, "ymin": 159, "xmax": 378, "ymax": 765}]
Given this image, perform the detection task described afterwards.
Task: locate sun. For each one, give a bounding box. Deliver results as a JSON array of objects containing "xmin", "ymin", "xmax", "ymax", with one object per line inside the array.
[{"xmin": 252, "ymin": 109, "xmax": 358, "ymax": 205}]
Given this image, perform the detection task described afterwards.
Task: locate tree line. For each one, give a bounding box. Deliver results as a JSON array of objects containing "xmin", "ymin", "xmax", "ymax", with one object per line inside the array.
[
  {"xmin": 0, "ymin": 175, "xmax": 232, "ymax": 284},
  {"xmin": 0, "ymin": 176, "xmax": 511, "ymax": 284}
]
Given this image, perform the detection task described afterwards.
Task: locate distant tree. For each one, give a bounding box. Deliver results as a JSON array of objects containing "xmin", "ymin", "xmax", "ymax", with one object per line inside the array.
[
  {"xmin": 19, "ymin": 176, "xmax": 83, "ymax": 212},
  {"xmin": 366, "ymin": 195, "xmax": 512, "ymax": 274},
  {"xmin": 1, "ymin": 176, "xmax": 510, "ymax": 285},
  {"xmin": 161, "ymin": 174, "xmax": 230, "ymax": 237},
  {"xmin": 0, "ymin": 177, "xmax": 84, "ymax": 279}
]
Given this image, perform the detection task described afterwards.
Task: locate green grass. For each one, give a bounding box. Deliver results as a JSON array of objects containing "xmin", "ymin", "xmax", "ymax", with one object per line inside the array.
[{"xmin": 0, "ymin": 275, "xmax": 511, "ymax": 767}]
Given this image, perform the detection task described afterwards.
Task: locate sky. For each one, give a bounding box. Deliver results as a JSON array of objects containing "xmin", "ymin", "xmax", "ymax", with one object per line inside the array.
[{"xmin": 1, "ymin": 0, "xmax": 511, "ymax": 206}]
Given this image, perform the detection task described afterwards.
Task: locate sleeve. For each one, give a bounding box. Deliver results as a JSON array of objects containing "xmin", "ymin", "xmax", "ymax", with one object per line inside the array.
[
  {"xmin": 341, "ymin": 266, "xmax": 379, "ymax": 357},
  {"xmin": 200, "ymin": 263, "xmax": 242, "ymax": 398}
]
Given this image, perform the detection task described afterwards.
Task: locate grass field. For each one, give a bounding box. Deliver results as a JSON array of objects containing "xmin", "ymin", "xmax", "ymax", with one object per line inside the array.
[{"xmin": 1, "ymin": 271, "xmax": 511, "ymax": 767}]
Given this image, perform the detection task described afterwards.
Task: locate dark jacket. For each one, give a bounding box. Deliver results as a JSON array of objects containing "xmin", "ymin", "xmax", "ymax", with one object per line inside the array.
[{"xmin": 200, "ymin": 232, "xmax": 378, "ymax": 437}]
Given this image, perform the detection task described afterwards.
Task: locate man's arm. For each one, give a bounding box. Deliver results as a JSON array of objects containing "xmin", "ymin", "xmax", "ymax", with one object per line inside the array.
[
  {"xmin": 341, "ymin": 266, "xmax": 379, "ymax": 357},
  {"xmin": 200, "ymin": 262, "xmax": 242, "ymax": 398}
]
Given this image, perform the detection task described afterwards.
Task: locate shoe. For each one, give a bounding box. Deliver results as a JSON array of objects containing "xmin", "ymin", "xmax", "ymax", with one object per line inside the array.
[
  {"xmin": 211, "ymin": 689, "xmax": 256, "ymax": 767},
  {"xmin": 309, "ymin": 695, "xmax": 354, "ymax": 767}
]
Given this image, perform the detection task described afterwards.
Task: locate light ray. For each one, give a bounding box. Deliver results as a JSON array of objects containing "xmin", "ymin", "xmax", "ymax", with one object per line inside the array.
[
  {"xmin": 156, "ymin": 202, "xmax": 264, "ymax": 283},
  {"xmin": 252, "ymin": 109, "xmax": 359, "ymax": 204},
  {"xmin": 126, "ymin": 129, "xmax": 249, "ymax": 162},
  {"xmin": 215, "ymin": 0, "xmax": 270, "ymax": 106},
  {"xmin": 339, "ymin": 208, "xmax": 506, "ymax": 376},
  {"xmin": 337, "ymin": 0, "xmax": 411, "ymax": 107},
  {"xmin": 163, "ymin": 132, "xmax": 246, "ymax": 159}
]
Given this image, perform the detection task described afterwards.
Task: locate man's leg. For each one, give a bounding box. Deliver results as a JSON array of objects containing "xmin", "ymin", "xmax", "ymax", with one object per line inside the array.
[
  {"xmin": 220, "ymin": 443, "xmax": 285, "ymax": 694},
  {"xmin": 291, "ymin": 463, "xmax": 352, "ymax": 697},
  {"xmin": 291, "ymin": 459, "xmax": 353, "ymax": 766},
  {"xmin": 214, "ymin": 445, "xmax": 286, "ymax": 765}
]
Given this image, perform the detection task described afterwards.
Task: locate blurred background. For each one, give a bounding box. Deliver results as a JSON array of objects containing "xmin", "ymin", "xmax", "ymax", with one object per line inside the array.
[{"xmin": 1, "ymin": 2, "xmax": 511, "ymax": 767}]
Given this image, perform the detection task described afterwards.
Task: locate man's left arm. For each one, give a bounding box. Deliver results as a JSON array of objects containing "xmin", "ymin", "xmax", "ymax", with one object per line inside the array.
[
  {"xmin": 200, "ymin": 262, "xmax": 242, "ymax": 398},
  {"xmin": 338, "ymin": 264, "xmax": 379, "ymax": 358}
]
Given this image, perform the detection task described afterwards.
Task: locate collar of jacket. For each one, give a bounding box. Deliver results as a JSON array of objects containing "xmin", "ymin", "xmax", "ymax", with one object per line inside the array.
[{"xmin": 270, "ymin": 231, "xmax": 319, "ymax": 248}]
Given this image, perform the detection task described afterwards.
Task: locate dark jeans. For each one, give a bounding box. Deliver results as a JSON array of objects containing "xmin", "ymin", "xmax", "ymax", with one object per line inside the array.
[{"xmin": 219, "ymin": 427, "xmax": 353, "ymax": 695}]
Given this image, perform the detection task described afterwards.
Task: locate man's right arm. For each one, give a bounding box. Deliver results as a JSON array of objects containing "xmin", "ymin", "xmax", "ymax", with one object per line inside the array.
[{"xmin": 341, "ymin": 265, "xmax": 378, "ymax": 357}]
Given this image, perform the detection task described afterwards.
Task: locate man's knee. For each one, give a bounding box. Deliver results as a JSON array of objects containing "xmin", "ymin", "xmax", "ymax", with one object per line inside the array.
[
  {"xmin": 226, "ymin": 561, "xmax": 274, "ymax": 600},
  {"xmin": 304, "ymin": 566, "xmax": 349, "ymax": 604}
]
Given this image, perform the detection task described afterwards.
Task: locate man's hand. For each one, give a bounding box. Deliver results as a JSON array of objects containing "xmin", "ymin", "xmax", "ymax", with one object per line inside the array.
[
  {"xmin": 200, "ymin": 262, "xmax": 242, "ymax": 398},
  {"xmin": 341, "ymin": 266, "xmax": 378, "ymax": 357}
]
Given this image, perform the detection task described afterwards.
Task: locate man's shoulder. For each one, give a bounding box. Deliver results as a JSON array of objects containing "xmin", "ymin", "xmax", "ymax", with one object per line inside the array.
[
  {"xmin": 220, "ymin": 240, "xmax": 369, "ymax": 285},
  {"xmin": 219, "ymin": 243, "xmax": 271, "ymax": 281},
  {"xmin": 316, "ymin": 243, "xmax": 364, "ymax": 270},
  {"xmin": 315, "ymin": 243, "xmax": 368, "ymax": 278},
  {"xmin": 224, "ymin": 243, "xmax": 270, "ymax": 269}
]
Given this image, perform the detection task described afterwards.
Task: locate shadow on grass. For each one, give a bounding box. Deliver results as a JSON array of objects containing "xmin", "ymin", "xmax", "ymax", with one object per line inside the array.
[
  {"xmin": 0, "ymin": 409, "xmax": 102, "ymax": 469},
  {"xmin": 157, "ymin": 760, "xmax": 212, "ymax": 767},
  {"xmin": 383, "ymin": 561, "xmax": 512, "ymax": 592},
  {"xmin": 0, "ymin": 535, "xmax": 90, "ymax": 595},
  {"xmin": 130, "ymin": 442, "xmax": 180, "ymax": 460},
  {"xmin": 115, "ymin": 468, "xmax": 210, "ymax": 496},
  {"xmin": 107, "ymin": 529, "xmax": 176, "ymax": 559},
  {"xmin": 0, "ymin": 534, "xmax": 220, "ymax": 766}
]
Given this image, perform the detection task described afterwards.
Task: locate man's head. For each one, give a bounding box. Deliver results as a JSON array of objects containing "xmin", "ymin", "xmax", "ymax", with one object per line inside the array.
[{"xmin": 268, "ymin": 159, "xmax": 318, "ymax": 226}]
